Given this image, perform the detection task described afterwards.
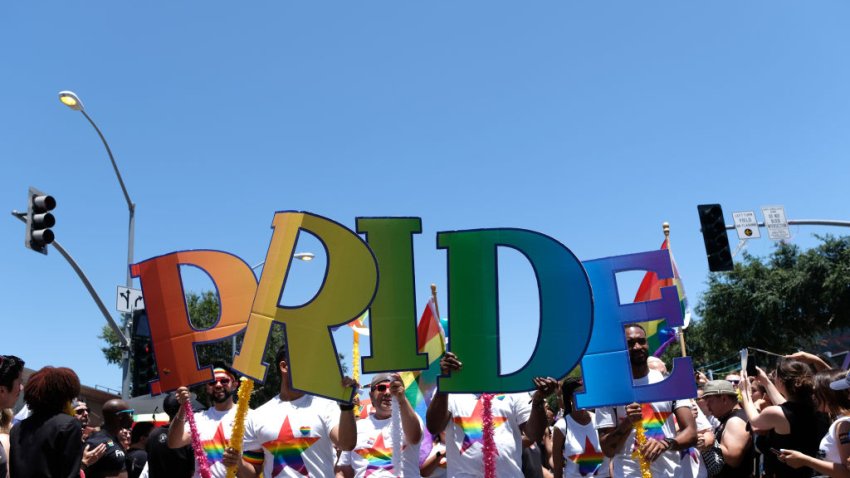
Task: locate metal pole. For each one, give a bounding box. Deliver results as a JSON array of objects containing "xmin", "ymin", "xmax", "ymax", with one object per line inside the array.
[{"xmin": 723, "ymin": 219, "xmax": 850, "ymax": 230}]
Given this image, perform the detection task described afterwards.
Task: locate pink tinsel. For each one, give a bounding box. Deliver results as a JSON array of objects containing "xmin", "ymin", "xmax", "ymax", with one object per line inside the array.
[
  {"xmin": 184, "ymin": 401, "xmax": 212, "ymax": 478},
  {"xmin": 481, "ymin": 393, "xmax": 496, "ymax": 478}
]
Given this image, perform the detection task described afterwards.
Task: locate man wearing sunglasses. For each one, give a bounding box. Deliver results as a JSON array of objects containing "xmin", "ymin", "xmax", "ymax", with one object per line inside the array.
[
  {"xmin": 84, "ymin": 398, "xmax": 135, "ymax": 478},
  {"xmin": 169, "ymin": 363, "xmax": 250, "ymax": 478},
  {"xmin": 336, "ymin": 373, "xmax": 423, "ymax": 477},
  {"xmin": 596, "ymin": 324, "xmax": 697, "ymax": 478}
]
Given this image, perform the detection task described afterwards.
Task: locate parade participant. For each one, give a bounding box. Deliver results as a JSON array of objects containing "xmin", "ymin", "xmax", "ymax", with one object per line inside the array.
[
  {"xmin": 596, "ymin": 324, "xmax": 697, "ymax": 478},
  {"xmin": 169, "ymin": 363, "xmax": 249, "ymax": 478},
  {"xmin": 144, "ymin": 392, "xmax": 194, "ymax": 478},
  {"xmin": 84, "ymin": 398, "xmax": 135, "ymax": 478},
  {"xmin": 776, "ymin": 369, "xmax": 850, "ymax": 477},
  {"xmin": 697, "ymin": 380, "xmax": 753, "ymax": 478},
  {"xmin": 337, "ymin": 373, "xmax": 422, "ymax": 477},
  {"xmin": 741, "ymin": 359, "xmax": 828, "ymax": 478},
  {"xmin": 553, "ymin": 377, "xmax": 609, "ymax": 478},
  {"xmin": 425, "ymin": 351, "xmax": 558, "ymax": 478},
  {"xmin": 240, "ymin": 344, "xmax": 358, "ymax": 477},
  {"xmin": 9, "ymin": 365, "xmax": 83, "ymax": 477},
  {"xmin": 126, "ymin": 422, "xmax": 154, "ymax": 478}
]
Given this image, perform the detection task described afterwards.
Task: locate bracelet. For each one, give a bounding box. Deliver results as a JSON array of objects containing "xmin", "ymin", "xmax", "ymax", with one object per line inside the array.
[
  {"xmin": 664, "ymin": 437, "xmax": 676, "ymax": 451},
  {"xmin": 339, "ymin": 403, "xmax": 355, "ymax": 411}
]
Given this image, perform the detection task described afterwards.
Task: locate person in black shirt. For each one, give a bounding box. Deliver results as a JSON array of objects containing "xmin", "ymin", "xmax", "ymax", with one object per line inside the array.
[
  {"xmin": 145, "ymin": 392, "xmax": 193, "ymax": 478},
  {"xmin": 0, "ymin": 355, "xmax": 24, "ymax": 478},
  {"xmin": 9, "ymin": 365, "xmax": 83, "ymax": 478},
  {"xmin": 84, "ymin": 398, "xmax": 134, "ymax": 478},
  {"xmin": 126, "ymin": 422, "xmax": 153, "ymax": 478}
]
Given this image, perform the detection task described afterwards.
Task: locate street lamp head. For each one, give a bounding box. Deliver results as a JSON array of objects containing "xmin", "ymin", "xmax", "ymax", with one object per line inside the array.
[
  {"xmin": 58, "ymin": 91, "xmax": 84, "ymax": 111},
  {"xmin": 294, "ymin": 252, "xmax": 315, "ymax": 261}
]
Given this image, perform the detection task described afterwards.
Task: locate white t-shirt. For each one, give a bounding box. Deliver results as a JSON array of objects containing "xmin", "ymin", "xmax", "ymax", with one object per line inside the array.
[
  {"xmin": 818, "ymin": 416, "xmax": 850, "ymax": 464},
  {"xmin": 595, "ymin": 370, "xmax": 690, "ymax": 478},
  {"xmin": 243, "ymin": 394, "xmax": 340, "ymax": 478},
  {"xmin": 338, "ymin": 413, "xmax": 423, "ymax": 477},
  {"xmin": 445, "ymin": 393, "xmax": 531, "ymax": 478},
  {"xmin": 554, "ymin": 413, "xmax": 610, "ymax": 477},
  {"xmin": 194, "ymin": 407, "xmax": 239, "ymax": 478},
  {"xmin": 679, "ymin": 401, "xmax": 712, "ymax": 478}
]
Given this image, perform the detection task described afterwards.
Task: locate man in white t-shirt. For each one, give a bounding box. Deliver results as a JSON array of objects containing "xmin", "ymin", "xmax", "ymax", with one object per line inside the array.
[
  {"xmin": 239, "ymin": 345, "xmax": 358, "ymax": 478},
  {"xmin": 337, "ymin": 373, "xmax": 423, "ymax": 477},
  {"xmin": 425, "ymin": 352, "xmax": 557, "ymax": 478},
  {"xmin": 169, "ymin": 363, "xmax": 252, "ymax": 478},
  {"xmin": 596, "ymin": 324, "xmax": 697, "ymax": 478}
]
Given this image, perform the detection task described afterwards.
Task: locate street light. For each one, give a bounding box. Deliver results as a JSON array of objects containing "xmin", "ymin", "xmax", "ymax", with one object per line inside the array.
[
  {"xmin": 59, "ymin": 90, "xmax": 136, "ymax": 398},
  {"xmin": 251, "ymin": 251, "xmax": 315, "ymax": 271}
]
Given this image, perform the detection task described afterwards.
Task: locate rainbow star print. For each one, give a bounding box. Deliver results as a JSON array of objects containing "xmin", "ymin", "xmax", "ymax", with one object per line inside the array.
[
  {"xmin": 453, "ymin": 397, "xmax": 507, "ymax": 454},
  {"xmin": 640, "ymin": 404, "xmax": 671, "ymax": 442},
  {"xmin": 262, "ymin": 416, "xmax": 320, "ymax": 476},
  {"xmin": 569, "ymin": 437, "xmax": 605, "ymax": 476},
  {"xmin": 354, "ymin": 433, "xmax": 395, "ymax": 476},
  {"xmin": 201, "ymin": 422, "xmax": 227, "ymax": 465}
]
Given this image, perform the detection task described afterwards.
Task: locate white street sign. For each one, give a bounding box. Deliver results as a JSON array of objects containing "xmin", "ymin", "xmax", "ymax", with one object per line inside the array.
[
  {"xmin": 761, "ymin": 206, "xmax": 791, "ymax": 240},
  {"xmin": 732, "ymin": 211, "xmax": 761, "ymax": 240},
  {"xmin": 117, "ymin": 286, "xmax": 144, "ymax": 313}
]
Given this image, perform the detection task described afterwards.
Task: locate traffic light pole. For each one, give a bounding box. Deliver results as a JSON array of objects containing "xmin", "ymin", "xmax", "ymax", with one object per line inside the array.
[
  {"xmin": 722, "ymin": 219, "xmax": 850, "ymax": 230},
  {"xmin": 11, "ymin": 211, "xmax": 130, "ymax": 348}
]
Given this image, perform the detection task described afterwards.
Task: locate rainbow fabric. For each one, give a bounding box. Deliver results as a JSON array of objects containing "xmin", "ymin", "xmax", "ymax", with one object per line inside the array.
[
  {"xmin": 639, "ymin": 403, "xmax": 671, "ymax": 442},
  {"xmin": 355, "ymin": 433, "xmax": 394, "ymax": 476},
  {"xmin": 569, "ymin": 437, "xmax": 605, "ymax": 476},
  {"xmin": 634, "ymin": 238, "xmax": 691, "ymax": 356},
  {"xmin": 201, "ymin": 423, "xmax": 227, "ymax": 464},
  {"xmin": 261, "ymin": 416, "xmax": 320, "ymax": 476},
  {"xmin": 399, "ymin": 298, "xmax": 446, "ymax": 418},
  {"xmin": 453, "ymin": 397, "xmax": 507, "ymax": 454}
]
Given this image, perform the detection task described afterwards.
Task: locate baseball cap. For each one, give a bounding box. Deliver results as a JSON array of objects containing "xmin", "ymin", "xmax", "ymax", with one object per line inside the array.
[
  {"xmin": 370, "ymin": 373, "xmax": 395, "ymax": 388},
  {"xmin": 830, "ymin": 371, "xmax": 850, "ymax": 391},
  {"xmin": 702, "ymin": 380, "xmax": 738, "ymax": 397}
]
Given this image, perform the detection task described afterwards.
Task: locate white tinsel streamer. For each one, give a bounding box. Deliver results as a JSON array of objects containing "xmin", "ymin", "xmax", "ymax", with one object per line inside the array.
[{"xmin": 391, "ymin": 396, "xmax": 402, "ymax": 476}]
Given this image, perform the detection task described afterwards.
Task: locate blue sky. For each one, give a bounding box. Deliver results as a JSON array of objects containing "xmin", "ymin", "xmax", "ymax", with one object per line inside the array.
[{"xmin": 2, "ymin": 1, "xmax": 849, "ymax": 394}]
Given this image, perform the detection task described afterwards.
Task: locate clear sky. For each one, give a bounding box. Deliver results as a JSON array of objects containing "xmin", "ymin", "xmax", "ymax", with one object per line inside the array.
[{"xmin": 2, "ymin": 1, "xmax": 849, "ymax": 394}]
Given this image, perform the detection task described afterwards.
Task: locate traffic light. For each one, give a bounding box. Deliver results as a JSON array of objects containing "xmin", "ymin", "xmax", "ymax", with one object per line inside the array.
[
  {"xmin": 24, "ymin": 187, "xmax": 56, "ymax": 255},
  {"xmin": 130, "ymin": 310, "xmax": 158, "ymax": 396},
  {"xmin": 697, "ymin": 204, "xmax": 734, "ymax": 272}
]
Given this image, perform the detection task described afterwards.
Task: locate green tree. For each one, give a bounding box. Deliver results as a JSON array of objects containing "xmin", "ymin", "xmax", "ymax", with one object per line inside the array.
[
  {"xmin": 688, "ymin": 235, "xmax": 850, "ymax": 368},
  {"xmin": 100, "ymin": 290, "xmax": 347, "ymax": 404}
]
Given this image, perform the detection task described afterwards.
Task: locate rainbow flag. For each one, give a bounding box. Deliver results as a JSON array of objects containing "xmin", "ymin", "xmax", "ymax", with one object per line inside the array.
[
  {"xmin": 399, "ymin": 297, "xmax": 446, "ymax": 417},
  {"xmin": 634, "ymin": 238, "xmax": 690, "ymax": 357}
]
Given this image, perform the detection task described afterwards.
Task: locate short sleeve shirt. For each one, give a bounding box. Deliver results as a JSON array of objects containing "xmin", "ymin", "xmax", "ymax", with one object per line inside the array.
[
  {"xmin": 445, "ymin": 393, "xmax": 531, "ymax": 478},
  {"xmin": 243, "ymin": 394, "xmax": 340, "ymax": 478},
  {"xmin": 595, "ymin": 370, "xmax": 690, "ymax": 478},
  {"xmin": 555, "ymin": 413, "xmax": 610, "ymax": 477},
  {"xmin": 339, "ymin": 413, "xmax": 423, "ymax": 477},
  {"xmin": 192, "ymin": 407, "xmax": 240, "ymax": 478},
  {"xmin": 85, "ymin": 430, "xmax": 127, "ymax": 478}
]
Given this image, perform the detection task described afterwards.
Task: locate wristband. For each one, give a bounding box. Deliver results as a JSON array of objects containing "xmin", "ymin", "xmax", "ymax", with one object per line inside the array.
[
  {"xmin": 339, "ymin": 403, "xmax": 355, "ymax": 411},
  {"xmin": 663, "ymin": 437, "xmax": 676, "ymax": 451}
]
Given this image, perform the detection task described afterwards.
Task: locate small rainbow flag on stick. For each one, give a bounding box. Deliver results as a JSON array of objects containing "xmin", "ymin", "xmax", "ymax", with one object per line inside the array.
[
  {"xmin": 399, "ymin": 297, "xmax": 446, "ymax": 417},
  {"xmin": 635, "ymin": 238, "xmax": 691, "ymax": 357}
]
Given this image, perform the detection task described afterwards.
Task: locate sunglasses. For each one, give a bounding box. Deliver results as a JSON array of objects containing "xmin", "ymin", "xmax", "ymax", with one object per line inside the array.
[
  {"xmin": 373, "ymin": 384, "xmax": 391, "ymax": 393},
  {"xmin": 211, "ymin": 378, "xmax": 231, "ymax": 386},
  {"xmin": 627, "ymin": 338, "xmax": 647, "ymax": 346},
  {"xmin": 116, "ymin": 409, "xmax": 135, "ymax": 415},
  {"xmin": 75, "ymin": 408, "xmax": 89, "ymax": 415}
]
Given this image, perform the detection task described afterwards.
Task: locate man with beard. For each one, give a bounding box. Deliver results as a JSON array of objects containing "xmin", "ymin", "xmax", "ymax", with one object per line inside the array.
[
  {"xmin": 596, "ymin": 324, "xmax": 697, "ymax": 478},
  {"xmin": 169, "ymin": 364, "xmax": 251, "ymax": 478},
  {"xmin": 84, "ymin": 398, "xmax": 136, "ymax": 478},
  {"xmin": 337, "ymin": 373, "xmax": 423, "ymax": 477}
]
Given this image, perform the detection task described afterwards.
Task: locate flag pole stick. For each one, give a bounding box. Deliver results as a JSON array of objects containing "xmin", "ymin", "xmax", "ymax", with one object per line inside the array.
[
  {"xmin": 430, "ymin": 283, "xmax": 442, "ymax": 322},
  {"xmin": 664, "ymin": 222, "xmax": 688, "ymax": 358}
]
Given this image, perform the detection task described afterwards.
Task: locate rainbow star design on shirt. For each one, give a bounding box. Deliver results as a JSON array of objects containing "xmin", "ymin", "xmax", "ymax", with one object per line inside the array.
[
  {"xmin": 262, "ymin": 416, "xmax": 320, "ymax": 476},
  {"xmin": 355, "ymin": 433, "xmax": 395, "ymax": 476},
  {"xmin": 569, "ymin": 437, "xmax": 605, "ymax": 476},
  {"xmin": 453, "ymin": 397, "xmax": 507, "ymax": 454},
  {"xmin": 201, "ymin": 422, "xmax": 227, "ymax": 464},
  {"xmin": 640, "ymin": 404, "xmax": 672, "ymax": 442}
]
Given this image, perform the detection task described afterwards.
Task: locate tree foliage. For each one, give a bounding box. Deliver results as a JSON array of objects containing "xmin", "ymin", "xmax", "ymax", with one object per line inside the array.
[
  {"xmin": 688, "ymin": 235, "xmax": 850, "ymax": 368},
  {"xmin": 100, "ymin": 290, "xmax": 347, "ymax": 406}
]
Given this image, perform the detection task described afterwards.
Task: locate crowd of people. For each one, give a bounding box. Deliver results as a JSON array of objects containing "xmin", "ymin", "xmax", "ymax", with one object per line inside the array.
[{"xmin": 3, "ymin": 324, "xmax": 850, "ymax": 478}]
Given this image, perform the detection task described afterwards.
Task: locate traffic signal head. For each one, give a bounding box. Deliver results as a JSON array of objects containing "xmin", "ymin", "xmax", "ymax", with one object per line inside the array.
[
  {"xmin": 697, "ymin": 204, "xmax": 734, "ymax": 272},
  {"xmin": 25, "ymin": 187, "xmax": 56, "ymax": 255}
]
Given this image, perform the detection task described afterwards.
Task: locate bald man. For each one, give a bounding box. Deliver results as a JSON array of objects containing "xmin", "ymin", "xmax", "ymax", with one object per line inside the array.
[{"xmin": 84, "ymin": 399, "xmax": 134, "ymax": 478}]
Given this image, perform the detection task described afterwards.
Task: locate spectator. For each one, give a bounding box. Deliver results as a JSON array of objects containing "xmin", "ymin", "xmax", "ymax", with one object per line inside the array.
[
  {"xmin": 698, "ymin": 380, "xmax": 753, "ymax": 477},
  {"xmin": 741, "ymin": 359, "xmax": 829, "ymax": 478},
  {"xmin": 0, "ymin": 354, "xmax": 24, "ymax": 478},
  {"xmin": 0, "ymin": 409, "xmax": 12, "ymax": 478},
  {"xmin": 9, "ymin": 365, "xmax": 83, "ymax": 477},
  {"xmin": 420, "ymin": 432, "xmax": 447, "ymax": 478},
  {"xmin": 778, "ymin": 369, "xmax": 850, "ymax": 477},
  {"xmin": 126, "ymin": 422, "xmax": 154, "ymax": 478},
  {"xmin": 84, "ymin": 398, "xmax": 135, "ymax": 478},
  {"xmin": 144, "ymin": 392, "xmax": 194, "ymax": 478}
]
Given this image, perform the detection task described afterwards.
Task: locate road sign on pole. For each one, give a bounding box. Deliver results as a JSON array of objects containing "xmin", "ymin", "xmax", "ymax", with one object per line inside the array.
[
  {"xmin": 732, "ymin": 211, "xmax": 761, "ymax": 240},
  {"xmin": 117, "ymin": 286, "xmax": 144, "ymax": 313},
  {"xmin": 761, "ymin": 206, "xmax": 791, "ymax": 240}
]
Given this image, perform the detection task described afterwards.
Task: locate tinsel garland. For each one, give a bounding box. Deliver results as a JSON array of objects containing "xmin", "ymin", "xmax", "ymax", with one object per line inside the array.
[
  {"xmin": 226, "ymin": 378, "xmax": 254, "ymax": 478},
  {"xmin": 631, "ymin": 419, "xmax": 653, "ymax": 478},
  {"xmin": 352, "ymin": 331, "xmax": 361, "ymax": 417},
  {"xmin": 185, "ymin": 401, "xmax": 212, "ymax": 478},
  {"xmin": 481, "ymin": 394, "xmax": 496, "ymax": 478},
  {"xmin": 390, "ymin": 396, "xmax": 402, "ymax": 475}
]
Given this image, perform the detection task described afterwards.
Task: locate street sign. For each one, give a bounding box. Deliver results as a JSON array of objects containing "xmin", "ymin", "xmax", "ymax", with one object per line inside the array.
[
  {"xmin": 117, "ymin": 286, "xmax": 144, "ymax": 313},
  {"xmin": 732, "ymin": 211, "xmax": 761, "ymax": 240},
  {"xmin": 761, "ymin": 206, "xmax": 791, "ymax": 240}
]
